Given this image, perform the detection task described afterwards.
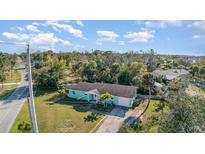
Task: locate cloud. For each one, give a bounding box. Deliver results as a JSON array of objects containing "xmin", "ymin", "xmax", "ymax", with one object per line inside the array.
[
  {"xmin": 192, "ymin": 35, "xmax": 201, "ymax": 39},
  {"xmin": 30, "ymin": 33, "xmax": 71, "ymax": 45},
  {"xmin": 124, "ymin": 31, "xmax": 154, "ymax": 43},
  {"xmin": 46, "ymin": 21, "xmax": 84, "ymax": 38},
  {"xmin": 2, "ymin": 32, "xmax": 29, "ymax": 40},
  {"xmin": 32, "ymin": 22, "xmax": 41, "ymax": 26},
  {"xmin": 192, "ymin": 34, "xmax": 205, "ymax": 39},
  {"xmin": 76, "ymin": 20, "xmax": 84, "ymax": 26},
  {"xmin": 26, "ymin": 25, "xmax": 40, "ymax": 32},
  {"xmin": 188, "ymin": 21, "xmax": 205, "ymax": 31},
  {"xmin": 2, "ymin": 32, "xmax": 72, "ymax": 46},
  {"xmin": 145, "ymin": 20, "xmax": 182, "ymax": 29},
  {"xmin": 96, "ymin": 30, "xmax": 124, "ymax": 45},
  {"xmin": 17, "ymin": 27, "xmax": 24, "ymax": 31},
  {"xmin": 96, "ymin": 30, "xmax": 119, "ymax": 42}
]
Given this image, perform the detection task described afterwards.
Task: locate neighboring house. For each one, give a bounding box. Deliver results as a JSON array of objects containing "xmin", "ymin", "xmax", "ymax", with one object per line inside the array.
[
  {"xmin": 66, "ymin": 82, "xmax": 137, "ymax": 108},
  {"xmin": 152, "ymin": 69, "xmax": 189, "ymax": 81}
]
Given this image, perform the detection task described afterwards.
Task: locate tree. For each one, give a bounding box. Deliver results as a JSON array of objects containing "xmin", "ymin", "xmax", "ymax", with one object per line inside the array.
[
  {"xmin": 146, "ymin": 49, "xmax": 156, "ymax": 72},
  {"xmin": 8, "ymin": 54, "xmax": 17, "ymax": 78},
  {"xmin": 0, "ymin": 53, "xmax": 8, "ymax": 87},
  {"xmin": 129, "ymin": 61, "xmax": 147, "ymax": 78},
  {"xmin": 81, "ymin": 61, "xmax": 97, "ymax": 82},
  {"xmin": 158, "ymin": 80, "xmax": 205, "ymax": 133},
  {"xmin": 33, "ymin": 55, "xmax": 67, "ymax": 89},
  {"xmin": 142, "ymin": 73, "xmax": 155, "ymax": 93},
  {"xmin": 199, "ymin": 66, "xmax": 205, "ymax": 82},
  {"xmin": 110, "ymin": 63, "xmax": 120, "ymax": 83},
  {"xmin": 128, "ymin": 61, "xmax": 147, "ymax": 88},
  {"xmin": 99, "ymin": 93, "xmax": 113, "ymax": 107},
  {"xmin": 0, "ymin": 70, "xmax": 6, "ymax": 88},
  {"xmin": 118, "ymin": 68, "xmax": 132, "ymax": 85},
  {"xmin": 159, "ymin": 94, "xmax": 205, "ymax": 133}
]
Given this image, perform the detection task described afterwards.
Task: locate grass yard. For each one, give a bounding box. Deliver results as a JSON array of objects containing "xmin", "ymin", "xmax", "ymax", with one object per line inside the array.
[
  {"xmin": 11, "ymin": 89, "xmax": 104, "ymax": 133},
  {"xmin": 121, "ymin": 99, "xmax": 169, "ymax": 133},
  {"xmin": 0, "ymin": 85, "xmax": 17, "ymax": 100}
]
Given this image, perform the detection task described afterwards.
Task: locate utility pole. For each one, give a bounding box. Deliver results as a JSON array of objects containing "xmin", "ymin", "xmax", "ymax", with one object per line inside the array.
[{"xmin": 27, "ymin": 43, "xmax": 38, "ymax": 133}]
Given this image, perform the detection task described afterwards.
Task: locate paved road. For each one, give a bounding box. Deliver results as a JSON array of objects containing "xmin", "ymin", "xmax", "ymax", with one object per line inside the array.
[{"xmin": 0, "ymin": 64, "xmax": 28, "ymax": 133}]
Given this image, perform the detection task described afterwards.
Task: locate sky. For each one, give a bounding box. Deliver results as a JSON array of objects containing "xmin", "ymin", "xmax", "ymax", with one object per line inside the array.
[{"xmin": 0, "ymin": 20, "xmax": 205, "ymax": 56}]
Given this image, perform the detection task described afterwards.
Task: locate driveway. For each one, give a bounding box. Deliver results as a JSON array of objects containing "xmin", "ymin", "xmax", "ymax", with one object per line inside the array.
[
  {"xmin": 0, "ymin": 64, "xmax": 28, "ymax": 133},
  {"xmin": 96, "ymin": 107, "xmax": 133, "ymax": 133}
]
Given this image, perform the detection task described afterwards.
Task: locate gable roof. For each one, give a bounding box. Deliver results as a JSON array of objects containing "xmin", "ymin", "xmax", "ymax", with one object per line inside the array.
[{"xmin": 67, "ymin": 82, "xmax": 136, "ymax": 98}]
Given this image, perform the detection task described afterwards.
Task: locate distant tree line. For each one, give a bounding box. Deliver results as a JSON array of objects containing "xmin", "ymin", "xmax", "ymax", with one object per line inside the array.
[{"xmin": 0, "ymin": 52, "xmax": 18, "ymax": 87}]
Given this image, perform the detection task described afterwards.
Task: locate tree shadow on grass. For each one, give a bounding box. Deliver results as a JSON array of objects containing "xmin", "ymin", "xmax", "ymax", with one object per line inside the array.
[
  {"xmin": 49, "ymin": 95, "xmax": 91, "ymax": 112},
  {"xmin": 84, "ymin": 112, "xmax": 101, "ymax": 122}
]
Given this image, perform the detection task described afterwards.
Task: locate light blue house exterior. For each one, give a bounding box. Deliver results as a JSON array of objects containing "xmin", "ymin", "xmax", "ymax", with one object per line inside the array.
[{"xmin": 67, "ymin": 82, "xmax": 137, "ymax": 108}]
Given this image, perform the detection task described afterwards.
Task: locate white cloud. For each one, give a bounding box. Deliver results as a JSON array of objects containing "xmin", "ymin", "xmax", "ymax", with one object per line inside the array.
[
  {"xmin": 124, "ymin": 31, "xmax": 154, "ymax": 43},
  {"xmin": 76, "ymin": 20, "xmax": 84, "ymax": 26},
  {"xmin": 96, "ymin": 30, "xmax": 119, "ymax": 42},
  {"xmin": 192, "ymin": 34, "xmax": 205, "ymax": 39},
  {"xmin": 2, "ymin": 32, "xmax": 72, "ymax": 46},
  {"xmin": 192, "ymin": 35, "xmax": 201, "ymax": 39},
  {"xmin": 31, "ymin": 33, "xmax": 72, "ymax": 46},
  {"xmin": 46, "ymin": 21, "xmax": 84, "ymax": 38},
  {"xmin": 188, "ymin": 21, "xmax": 205, "ymax": 31},
  {"xmin": 145, "ymin": 20, "xmax": 182, "ymax": 29},
  {"xmin": 26, "ymin": 25, "xmax": 40, "ymax": 32},
  {"xmin": 17, "ymin": 27, "xmax": 24, "ymax": 31},
  {"xmin": 52, "ymin": 26, "xmax": 62, "ymax": 33},
  {"xmin": 32, "ymin": 22, "xmax": 41, "ymax": 26},
  {"xmin": 2, "ymin": 32, "xmax": 29, "ymax": 40}
]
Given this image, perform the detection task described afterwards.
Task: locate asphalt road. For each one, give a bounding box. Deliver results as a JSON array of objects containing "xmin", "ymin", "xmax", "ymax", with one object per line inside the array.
[{"xmin": 0, "ymin": 64, "xmax": 28, "ymax": 133}]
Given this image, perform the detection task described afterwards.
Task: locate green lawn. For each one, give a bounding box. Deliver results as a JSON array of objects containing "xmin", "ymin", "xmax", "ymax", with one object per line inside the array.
[
  {"xmin": 11, "ymin": 89, "xmax": 104, "ymax": 133},
  {"xmin": 0, "ymin": 85, "xmax": 17, "ymax": 100},
  {"xmin": 121, "ymin": 99, "xmax": 169, "ymax": 133}
]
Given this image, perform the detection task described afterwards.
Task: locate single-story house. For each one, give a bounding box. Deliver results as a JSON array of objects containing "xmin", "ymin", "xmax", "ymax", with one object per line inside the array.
[
  {"xmin": 66, "ymin": 82, "xmax": 137, "ymax": 108},
  {"xmin": 151, "ymin": 69, "xmax": 189, "ymax": 81}
]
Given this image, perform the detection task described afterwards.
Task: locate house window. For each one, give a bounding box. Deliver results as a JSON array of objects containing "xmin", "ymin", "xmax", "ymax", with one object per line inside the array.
[
  {"xmin": 72, "ymin": 91, "xmax": 76, "ymax": 95},
  {"xmin": 84, "ymin": 93, "xmax": 87, "ymax": 95}
]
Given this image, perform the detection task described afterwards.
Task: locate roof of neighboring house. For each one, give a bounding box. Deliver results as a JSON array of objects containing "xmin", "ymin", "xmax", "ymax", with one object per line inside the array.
[
  {"xmin": 152, "ymin": 69, "xmax": 189, "ymax": 80},
  {"xmin": 67, "ymin": 82, "xmax": 136, "ymax": 98}
]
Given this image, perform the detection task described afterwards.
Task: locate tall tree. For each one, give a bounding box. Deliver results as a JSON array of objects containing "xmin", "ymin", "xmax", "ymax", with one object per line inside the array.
[
  {"xmin": 118, "ymin": 68, "xmax": 132, "ymax": 85},
  {"xmin": 8, "ymin": 54, "xmax": 18, "ymax": 78},
  {"xmin": 0, "ymin": 53, "xmax": 8, "ymax": 87},
  {"xmin": 81, "ymin": 61, "xmax": 97, "ymax": 82},
  {"xmin": 33, "ymin": 55, "xmax": 67, "ymax": 89}
]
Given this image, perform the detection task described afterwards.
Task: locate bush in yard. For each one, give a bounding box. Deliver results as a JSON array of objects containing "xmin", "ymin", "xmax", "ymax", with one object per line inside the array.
[
  {"xmin": 17, "ymin": 121, "xmax": 32, "ymax": 132},
  {"xmin": 57, "ymin": 89, "xmax": 66, "ymax": 98}
]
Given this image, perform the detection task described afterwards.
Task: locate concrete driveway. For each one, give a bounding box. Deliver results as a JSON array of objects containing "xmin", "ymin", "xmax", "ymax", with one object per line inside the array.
[
  {"xmin": 96, "ymin": 107, "xmax": 131, "ymax": 133},
  {"xmin": 0, "ymin": 64, "xmax": 28, "ymax": 133}
]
